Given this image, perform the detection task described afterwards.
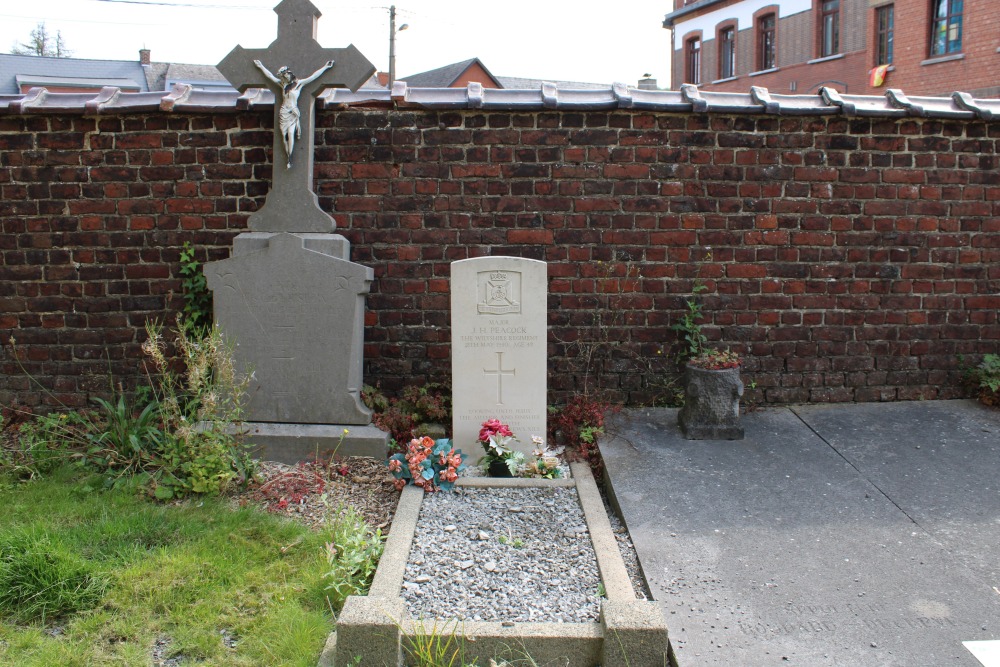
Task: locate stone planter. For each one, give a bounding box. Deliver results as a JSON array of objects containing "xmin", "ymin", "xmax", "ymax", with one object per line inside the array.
[{"xmin": 677, "ymin": 363, "xmax": 745, "ymax": 440}]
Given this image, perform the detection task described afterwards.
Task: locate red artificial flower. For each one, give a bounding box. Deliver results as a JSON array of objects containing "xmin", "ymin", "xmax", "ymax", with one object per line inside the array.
[{"xmin": 479, "ymin": 419, "xmax": 513, "ymax": 442}]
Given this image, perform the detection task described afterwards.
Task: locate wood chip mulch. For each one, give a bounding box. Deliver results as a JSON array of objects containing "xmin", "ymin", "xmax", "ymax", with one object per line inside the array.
[{"xmin": 233, "ymin": 457, "xmax": 402, "ymax": 534}]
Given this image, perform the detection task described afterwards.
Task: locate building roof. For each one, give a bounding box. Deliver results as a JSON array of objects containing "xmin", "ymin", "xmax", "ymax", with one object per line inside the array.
[
  {"xmin": 1, "ymin": 52, "xmax": 388, "ymax": 95},
  {"xmin": 139, "ymin": 61, "xmax": 236, "ymax": 92},
  {"xmin": 400, "ymin": 57, "xmax": 502, "ymax": 88},
  {"xmin": 162, "ymin": 63, "xmax": 232, "ymax": 91},
  {"xmin": 496, "ymin": 76, "xmax": 610, "ymax": 90},
  {"xmin": 0, "ymin": 53, "xmax": 150, "ymax": 94},
  {"xmin": 662, "ymin": 0, "xmax": 729, "ymax": 27},
  {"xmin": 400, "ymin": 58, "xmax": 611, "ymax": 90},
  {"xmin": 1, "ymin": 81, "xmax": 997, "ymax": 121}
]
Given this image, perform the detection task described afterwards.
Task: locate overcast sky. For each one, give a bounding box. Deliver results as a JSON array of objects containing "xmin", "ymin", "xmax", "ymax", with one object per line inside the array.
[{"xmin": 1, "ymin": 0, "xmax": 674, "ymax": 87}]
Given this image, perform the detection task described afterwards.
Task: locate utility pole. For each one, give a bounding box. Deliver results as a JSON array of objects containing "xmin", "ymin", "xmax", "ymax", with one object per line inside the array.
[{"xmin": 388, "ymin": 5, "xmax": 408, "ymax": 85}]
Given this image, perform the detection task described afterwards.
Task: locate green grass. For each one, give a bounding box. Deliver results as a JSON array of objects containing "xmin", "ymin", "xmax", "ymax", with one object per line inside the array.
[{"xmin": 0, "ymin": 466, "xmax": 334, "ymax": 666}]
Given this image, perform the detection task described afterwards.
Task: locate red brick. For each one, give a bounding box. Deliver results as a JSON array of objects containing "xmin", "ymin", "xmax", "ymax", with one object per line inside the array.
[{"xmin": 507, "ymin": 229, "xmax": 553, "ymax": 245}]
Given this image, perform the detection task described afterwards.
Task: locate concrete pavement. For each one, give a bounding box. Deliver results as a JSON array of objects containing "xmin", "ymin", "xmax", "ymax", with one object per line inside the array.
[{"xmin": 601, "ymin": 400, "xmax": 1000, "ymax": 666}]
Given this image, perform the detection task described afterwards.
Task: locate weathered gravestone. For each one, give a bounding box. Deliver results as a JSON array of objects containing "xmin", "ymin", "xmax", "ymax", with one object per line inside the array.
[
  {"xmin": 204, "ymin": 0, "xmax": 387, "ymax": 463},
  {"xmin": 451, "ymin": 257, "xmax": 548, "ymax": 456}
]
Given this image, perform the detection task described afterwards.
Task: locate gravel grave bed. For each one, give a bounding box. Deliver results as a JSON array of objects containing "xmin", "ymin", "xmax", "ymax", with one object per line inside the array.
[{"xmin": 402, "ymin": 485, "xmax": 602, "ymax": 623}]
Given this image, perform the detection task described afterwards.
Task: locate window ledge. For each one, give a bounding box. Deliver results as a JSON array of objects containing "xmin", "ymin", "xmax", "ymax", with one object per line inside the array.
[
  {"xmin": 921, "ymin": 53, "xmax": 965, "ymax": 66},
  {"xmin": 748, "ymin": 67, "xmax": 780, "ymax": 77},
  {"xmin": 807, "ymin": 53, "xmax": 844, "ymax": 65},
  {"xmin": 711, "ymin": 76, "xmax": 740, "ymax": 84}
]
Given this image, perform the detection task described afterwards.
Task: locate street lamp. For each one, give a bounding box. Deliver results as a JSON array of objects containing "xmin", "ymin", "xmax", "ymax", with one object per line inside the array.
[{"xmin": 388, "ymin": 5, "xmax": 409, "ymax": 86}]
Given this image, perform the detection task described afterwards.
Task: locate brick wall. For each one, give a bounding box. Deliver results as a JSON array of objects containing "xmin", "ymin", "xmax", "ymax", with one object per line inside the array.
[{"xmin": 2, "ymin": 108, "xmax": 998, "ymax": 410}]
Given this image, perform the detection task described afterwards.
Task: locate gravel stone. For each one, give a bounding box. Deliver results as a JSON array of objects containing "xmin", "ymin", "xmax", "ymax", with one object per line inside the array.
[{"xmin": 402, "ymin": 486, "xmax": 601, "ymax": 623}]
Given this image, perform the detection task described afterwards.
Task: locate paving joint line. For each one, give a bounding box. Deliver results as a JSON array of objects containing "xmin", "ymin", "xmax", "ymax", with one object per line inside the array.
[{"xmin": 787, "ymin": 406, "xmax": 925, "ymax": 531}]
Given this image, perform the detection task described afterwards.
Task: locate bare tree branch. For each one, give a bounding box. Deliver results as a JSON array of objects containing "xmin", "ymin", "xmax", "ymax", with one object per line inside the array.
[{"xmin": 9, "ymin": 22, "xmax": 72, "ymax": 58}]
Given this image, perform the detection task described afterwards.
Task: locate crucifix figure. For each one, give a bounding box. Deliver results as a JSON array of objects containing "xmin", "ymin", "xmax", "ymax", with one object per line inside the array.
[
  {"xmin": 217, "ymin": 0, "xmax": 375, "ymax": 233},
  {"xmin": 253, "ymin": 59, "xmax": 334, "ymax": 169}
]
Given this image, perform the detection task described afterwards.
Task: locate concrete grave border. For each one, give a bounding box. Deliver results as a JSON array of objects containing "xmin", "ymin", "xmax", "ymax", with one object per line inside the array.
[{"xmin": 321, "ymin": 462, "xmax": 671, "ymax": 666}]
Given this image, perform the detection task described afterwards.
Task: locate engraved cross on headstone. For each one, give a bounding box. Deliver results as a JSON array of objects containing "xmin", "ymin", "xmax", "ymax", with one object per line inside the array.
[
  {"xmin": 484, "ymin": 351, "xmax": 516, "ymax": 405},
  {"xmin": 217, "ymin": 0, "xmax": 375, "ymax": 233}
]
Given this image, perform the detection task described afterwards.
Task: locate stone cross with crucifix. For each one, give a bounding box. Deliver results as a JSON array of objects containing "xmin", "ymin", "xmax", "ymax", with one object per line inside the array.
[
  {"xmin": 204, "ymin": 0, "xmax": 386, "ymax": 464},
  {"xmin": 217, "ymin": 0, "xmax": 375, "ymax": 233}
]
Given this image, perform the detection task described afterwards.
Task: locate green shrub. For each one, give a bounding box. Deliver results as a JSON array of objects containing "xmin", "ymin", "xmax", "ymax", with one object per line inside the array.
[
  {"xmin": 83, "ymin": 393, "xmax": 164, "ymax": 483},
  {"xmin": 10, "ymin": 411, "xmax": 88, "ymax": 478},
  {"xmin": 5, "ymin": 321, "xmax": 253, "ymax": 501}
]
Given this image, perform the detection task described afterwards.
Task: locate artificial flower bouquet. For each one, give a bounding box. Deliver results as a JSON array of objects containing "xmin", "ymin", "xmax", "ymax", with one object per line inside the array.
[{"xmin": 387, "ymin": 436, "xmax": 466, "ymax": 492}]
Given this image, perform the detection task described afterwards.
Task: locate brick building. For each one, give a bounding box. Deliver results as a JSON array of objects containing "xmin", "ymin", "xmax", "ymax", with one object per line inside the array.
[
  {"xmin": 400, "ymin": 58, "xmax": 504, "ymax": 89},
  {"xmin": 664, "ymin": 0, "xmax": 1000, "ymax": 97}
]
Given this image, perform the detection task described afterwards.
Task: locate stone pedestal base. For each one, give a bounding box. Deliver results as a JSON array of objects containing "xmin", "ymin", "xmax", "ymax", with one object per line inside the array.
[
  {"xmin": 205, "ymin": 232, "xmax": 373, "ymax": 426},
  {"xmin": 677, "ymin": 364, "xmax": 745, "ymax": 440},
  {"xmin": 238, "ymin": 422, "xmax": 388, "ymax": 464}
]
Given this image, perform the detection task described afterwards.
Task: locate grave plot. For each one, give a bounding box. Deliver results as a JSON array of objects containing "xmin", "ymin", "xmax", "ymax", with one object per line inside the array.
[{"xmin": 328, "ymin": 464, "xmax": 671, "ymax": 667}]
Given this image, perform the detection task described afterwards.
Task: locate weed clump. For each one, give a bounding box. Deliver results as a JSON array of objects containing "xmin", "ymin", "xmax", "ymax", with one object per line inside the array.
[
  {"xmin": 363, "ymin": 384, "xmax": 452, "ymax": 452},
  {"xmin": 964, "ymin": 353, "xmax": 1000, "ymax": 407},
  {"xmin": 3, "ymin": 321, "xmax": 254, "ymax": 500},
  {"xmin": 549, "ymin": 395, "xmax": 617, "ymax": 478},
  {"xmin": 323, "ymin": 503, "xmax": 384, "ymax": 611}
]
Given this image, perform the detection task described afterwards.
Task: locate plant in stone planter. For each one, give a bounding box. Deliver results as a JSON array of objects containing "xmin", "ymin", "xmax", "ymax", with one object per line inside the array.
[
  {"xmin": 678, "ymin": 347, "xmax": 745, "ymax": 440},
  {"xmin": 478, "ymin": 419, "xmax": 524, "ymax": 477},
  {"xmin": 673, "ymin": 250, "xmax": 746, "ymax": 440},
  {"xmin": 387, "ymin": 436, "xmax": 466, "ymax": 492},
  {"xmin": 687, "ymin": 348, "xmax": 741, "ymax": 370}
]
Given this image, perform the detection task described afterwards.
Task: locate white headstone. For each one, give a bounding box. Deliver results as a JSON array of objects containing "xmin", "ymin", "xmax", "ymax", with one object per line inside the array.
[{"xmin": 451, "ymin": 257, "xmax": 547, "ymax": 456}]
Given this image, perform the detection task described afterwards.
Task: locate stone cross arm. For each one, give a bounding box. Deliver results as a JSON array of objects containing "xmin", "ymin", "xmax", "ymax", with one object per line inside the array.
[
  {"xmin": 217, "ymin": 0, "xmax": 374, "ymax": 95},
  {"xmin": 218, "ymin": 42, "xmax": 374, "ymax": 96}
]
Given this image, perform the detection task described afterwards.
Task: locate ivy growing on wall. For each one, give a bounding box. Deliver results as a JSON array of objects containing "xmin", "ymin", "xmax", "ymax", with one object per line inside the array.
[{"xmin": 179, "ymin": 242, "xmax": 212, "ymax": 334}]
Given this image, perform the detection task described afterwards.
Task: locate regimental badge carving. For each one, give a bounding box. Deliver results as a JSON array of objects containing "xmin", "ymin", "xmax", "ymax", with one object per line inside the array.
[{"xmin": 477, "ymin": 271, "xmax": 521, "ymax": 314}]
